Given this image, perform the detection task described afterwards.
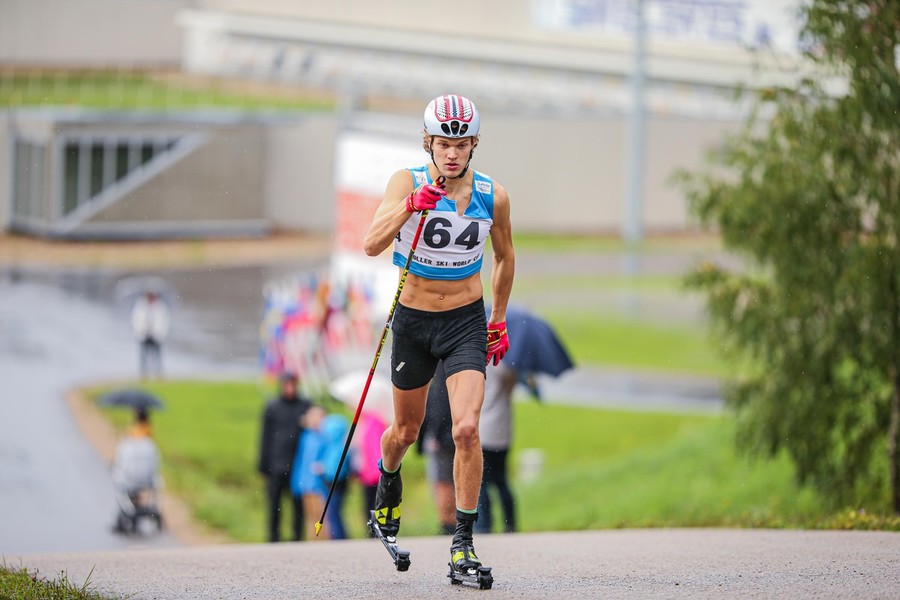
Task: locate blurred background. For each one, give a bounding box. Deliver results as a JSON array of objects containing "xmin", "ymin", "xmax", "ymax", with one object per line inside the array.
[
  {"xmin": 5, "ymin": 0, "xmax": 894, "ymax": 558},
  {"xmin": 0, "ymin": 0, "xmax": 805, "ymax": 241}
]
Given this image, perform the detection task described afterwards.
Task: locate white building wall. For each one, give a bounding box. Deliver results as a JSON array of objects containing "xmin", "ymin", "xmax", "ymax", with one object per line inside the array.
[
  {"xmin": 0, "ymin": 115, "xmax": 10, "ymax": 232},
  {"xmin": 264, "ymin": 117, "xmax": 339, "ymax": 233},
  {"xmin": 0, "ymin": 0, "xmax": 189, "ymax": 68}
]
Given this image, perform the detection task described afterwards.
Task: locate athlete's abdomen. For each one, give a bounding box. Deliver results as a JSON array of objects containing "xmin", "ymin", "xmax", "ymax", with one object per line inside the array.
[{"xmin": 398, "ymin": 271, "xmax": 483, "ymax": 312}]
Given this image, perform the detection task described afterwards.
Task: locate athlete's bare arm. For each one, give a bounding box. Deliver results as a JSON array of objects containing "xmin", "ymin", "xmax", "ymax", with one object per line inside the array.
[
  {"xmin": 487, "ymin": 183, "xmax": 515, "ymax": 325},
  {"xmin": 364, "ymin": 169, "xmax": 416, "ymax": 257}
]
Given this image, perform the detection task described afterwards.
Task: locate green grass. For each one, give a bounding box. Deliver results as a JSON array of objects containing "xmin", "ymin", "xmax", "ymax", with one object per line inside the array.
[
  {"xmin": 0, "ymin": 563, "xmax": 115, "ymax": 600},
  {"xmin": 545, "ymin": 310, "xmax": 729, "ymax": 377},
  {"xmin": 515, "ymin": 405, "xmax": 823, "ymax": 530},
  {"xmin": 479, "ymin": 234, "xmax": 730, "ymax": 377},
  {"xmin": 511, "ymin": 232, "xmax": 723, "ymax": 254},
  {"xmin": 0, "ymin": 71, "xmax": 331, "ymax": 112},
  {"xmin": 85, "ymin": 379, "xmax": 899, "ymax": 547},
  {"xmin": 98, "ymin": 380, "xmax": 271, "ymax": 542}
]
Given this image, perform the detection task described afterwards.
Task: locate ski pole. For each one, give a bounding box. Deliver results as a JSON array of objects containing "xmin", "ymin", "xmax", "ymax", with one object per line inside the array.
[{"xmin": 315, "ymin": 176, "xmax": 445, "ymax": 537}]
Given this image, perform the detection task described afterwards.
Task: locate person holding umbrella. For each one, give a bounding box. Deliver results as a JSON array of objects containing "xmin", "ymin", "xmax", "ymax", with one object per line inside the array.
[
  {"xmin": 130, "ymin": 289, "xmax": 171, "ymax": 380},
  {"xmin": 476, "ymin": 305, "xmax": 574, "ymax": 534},
  {"xmin": 474, "ymin": 362, "xmax": 520, "ymax": 534},
  {"xmin": 103, "ymin": 395, "xmax": 165, "ymax": 535}
]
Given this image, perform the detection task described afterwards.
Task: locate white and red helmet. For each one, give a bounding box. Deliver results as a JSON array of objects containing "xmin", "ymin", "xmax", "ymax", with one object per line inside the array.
[{"xmin": 424, "ymin": 94, "xmax": 480, "ymax": 138}]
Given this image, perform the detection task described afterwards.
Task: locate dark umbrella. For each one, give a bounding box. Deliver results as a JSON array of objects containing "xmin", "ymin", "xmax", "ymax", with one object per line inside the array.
[
  {"xmin": 487, "ymin": 305, "xmax": 574, "ymax": 377},
  {"xmin": 98, "ymin": 389, "xmax": 165, "ymax": 411}
]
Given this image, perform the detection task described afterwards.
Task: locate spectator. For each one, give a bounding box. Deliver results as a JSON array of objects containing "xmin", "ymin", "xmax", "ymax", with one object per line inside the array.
[
  {"xmin": 258, "ymin": 372, "xmax": 312, "ymax": 542},
  {"xmin": 292, "ymin": 406, "xmax": 352, "ymax": 540},
  {"xmin": 130, "ymin": 290, "xmax": 170, "ymax": 380},
  {"xmin": 419, "ymin": 361, "xmax": 457, "ymax": 535},
  {"xmin": 110, "ymin": 407, "xmax": 162, "ymax": 534},
  {"xmin": 475, "ymin": 362, "xmax": 520, "ymax": 533},
  {"xmin": 353, "ymin": 410, "xmax": 388, "ymax": 531}
]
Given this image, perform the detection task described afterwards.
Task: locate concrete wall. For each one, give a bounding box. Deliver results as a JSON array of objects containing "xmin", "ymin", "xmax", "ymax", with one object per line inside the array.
[
  {"xmin": 90, "ymin": 126, "xmax": 264, "ymax": 223},
  {"xmin": 0, "ymin": 116, "xmax": 10, "ymax": 231},
  {"xmin": 186, "ymin": 0, "xmax": 800, "ymax": 90},
  {"xmin": 193, "ymin": 0, "xmax": 564, "ymax": 45},
  {"xmin": 454, "ymin": 112, "xmax": 736, "ymax": 234},
  {"xmin": 258, "ymin": 110, "xmax": 735, "ymax": 236},
  {"xmin": 0, "ymin": 0, "xmax": 189, "ymax": 68},
  {"xmin": 0, "ymin": 108, "xmax": 734, "ymax": 238},
  {"xmin": 264, "ymin": 117, "xmax": 339, "ymax": 233}
]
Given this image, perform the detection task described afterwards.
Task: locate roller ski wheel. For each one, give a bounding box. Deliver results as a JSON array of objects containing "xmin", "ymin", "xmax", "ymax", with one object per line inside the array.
[
  {"xmin": 448, "ymin": 544, "xmax": 493, "ymax": 589},
  {"xmin": 447, "ymin": 563, "xmax": 493, "ymax": 590},
  {"xmin": 367, "ymin": 510, "xmax": 411, "ymax": 572}
]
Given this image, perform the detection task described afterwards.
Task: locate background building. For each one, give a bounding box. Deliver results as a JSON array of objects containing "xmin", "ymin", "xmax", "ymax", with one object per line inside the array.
[{"xmin": 0, "ymin": 0, "xmax": 806, "ymax": 238}]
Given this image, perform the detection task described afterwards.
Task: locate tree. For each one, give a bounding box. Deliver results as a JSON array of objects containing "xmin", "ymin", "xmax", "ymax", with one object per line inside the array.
[{"xmin": 675, "ymin": 0, "xmax": 900, "ymax": 513}]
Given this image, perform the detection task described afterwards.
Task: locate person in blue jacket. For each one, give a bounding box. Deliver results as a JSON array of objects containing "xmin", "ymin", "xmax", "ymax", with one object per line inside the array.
[{"xmin": 291, "ymin": 406, "xmax": 351, "ymax": 539}]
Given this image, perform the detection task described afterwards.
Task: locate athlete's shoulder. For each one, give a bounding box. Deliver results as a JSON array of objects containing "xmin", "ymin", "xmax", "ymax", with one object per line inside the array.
[
  {"xmin": 405, "ymin": 165, "xmax": 432, "ymax": 187},
  {"xmin": 491, "ymin": 180, "xmax": 510, "ymax": 204},
  {"xmin": 387, "ymin": 167, "xmax": 419, "ymax": 188}
]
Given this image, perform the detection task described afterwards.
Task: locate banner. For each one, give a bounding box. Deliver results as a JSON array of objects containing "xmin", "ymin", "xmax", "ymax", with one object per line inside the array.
[
  {"xmin": 260, "ymin": 126, "xmax": 424, "ymax": 382},
  {"xmin": 532, "ymin": 0, "xmax": 803, "ymax": 55},
  {"xmin": 331, "ymin": 129, "xmax": 425, "ymax": 316}
]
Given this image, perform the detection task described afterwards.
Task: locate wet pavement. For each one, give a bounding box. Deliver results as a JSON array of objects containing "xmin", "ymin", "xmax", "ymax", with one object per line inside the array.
[
  {"xmin": 0, "ymin": 278, "xmax": 180, "ymax": 555},
  {"xmin": 13, "ymin": 528, "xmax": 900, "ymax": 599},
  {"xmin": 0, "ymin": 251, "xmax": 722, "ymax": 556},
  {"xmin": 0, "ymin": 265, "xmax": 285, "ymax": 556}
]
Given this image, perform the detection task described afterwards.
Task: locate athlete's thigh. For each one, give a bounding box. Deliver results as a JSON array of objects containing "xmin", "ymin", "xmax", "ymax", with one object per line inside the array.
[
  {"xmin": 446, "ymin": 369, "xmax": 486, "ymax": 423},
  {"xmin": 392, "ymin": 384, "xmax": 429, "ymax": 430}
]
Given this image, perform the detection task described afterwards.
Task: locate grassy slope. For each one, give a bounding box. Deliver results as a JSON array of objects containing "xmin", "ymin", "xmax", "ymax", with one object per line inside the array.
[{"xmin": 90, "ymin": 380, "xmax": 831, "ymax": 543}]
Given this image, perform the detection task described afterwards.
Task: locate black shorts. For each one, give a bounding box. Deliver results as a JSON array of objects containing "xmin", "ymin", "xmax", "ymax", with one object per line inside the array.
[{"xmin": 390, "ymin": 298, "xmax": 487, "ymax": 390}]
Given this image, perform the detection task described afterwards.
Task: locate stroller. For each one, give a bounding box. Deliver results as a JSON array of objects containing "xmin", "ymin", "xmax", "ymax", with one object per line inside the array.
[{"xmin": 111, "ymin": 435, "xmax": 164, "ymax": 535}]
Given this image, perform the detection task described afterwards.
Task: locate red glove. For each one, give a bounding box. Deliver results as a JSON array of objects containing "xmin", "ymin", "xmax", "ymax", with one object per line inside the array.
[
  {"xmin": 486, "ymin": 322, "xmax": 510, "ymax": 366},
  {"xmin": 404, "ymin": 184, "xmax": 446, "ymax": 213}
]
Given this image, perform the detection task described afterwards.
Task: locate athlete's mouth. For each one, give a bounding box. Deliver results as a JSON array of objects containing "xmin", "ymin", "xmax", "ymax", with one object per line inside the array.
[{"xmin": 446, "ymin": 163, "xmax": 459, "ymax": 170}]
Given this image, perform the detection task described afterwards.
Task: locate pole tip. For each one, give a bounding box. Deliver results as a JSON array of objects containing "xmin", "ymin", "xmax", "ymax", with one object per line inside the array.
[{"xmin": 315, "ymin": 521, "xmax": 323, "ymax": 537}]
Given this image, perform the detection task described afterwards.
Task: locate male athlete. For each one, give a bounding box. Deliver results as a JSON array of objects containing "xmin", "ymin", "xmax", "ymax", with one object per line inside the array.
[{"xmin": 363, "ymin": 93, "xmax": 515, "ymax": 575}]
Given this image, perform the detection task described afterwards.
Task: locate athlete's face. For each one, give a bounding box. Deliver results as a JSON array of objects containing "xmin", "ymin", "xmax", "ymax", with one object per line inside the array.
[{"xmin": 431, "ymin": 136, "xmax": 475, "ymax": 176}]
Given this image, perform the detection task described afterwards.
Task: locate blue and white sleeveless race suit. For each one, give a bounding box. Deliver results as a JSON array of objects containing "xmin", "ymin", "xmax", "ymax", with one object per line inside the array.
[
  {"xmin": 389, "ymin": 165, "xmax": 496, "ymax": 388},
  {"xmin": 392, "ymin": 166, "xmax": 494, "ymax": 281}
]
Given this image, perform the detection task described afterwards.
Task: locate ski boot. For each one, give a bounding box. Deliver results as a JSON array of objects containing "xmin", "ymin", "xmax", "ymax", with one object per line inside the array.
[
  {"xmin": 447, "ymin": 510, "xmax": 493, "ymax": 590},
  {"xmin": 367, "ymin": 461, "xmax": 410, "ymax": 571}
]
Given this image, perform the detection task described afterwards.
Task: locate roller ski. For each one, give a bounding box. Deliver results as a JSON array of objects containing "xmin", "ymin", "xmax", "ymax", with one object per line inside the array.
[
  {"xmin": 368, "ymin": 462, "xmax": 410, "ymax": 572},
  {"xmin": 367, "ymin": 510, "xmax": 410, "ymax": 571},
  {"xmin": 447, "ymin": 551, "xmax": 493, "ymax": 589},
  {"xmin": 446, "ymin": 511, "xmax": 493, "ymax": 590}
]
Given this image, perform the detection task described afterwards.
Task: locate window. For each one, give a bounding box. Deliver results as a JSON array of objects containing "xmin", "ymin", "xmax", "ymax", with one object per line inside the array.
[{"xmin": 59, "ymin": 135, "xmax": 182, "ymax": 216}]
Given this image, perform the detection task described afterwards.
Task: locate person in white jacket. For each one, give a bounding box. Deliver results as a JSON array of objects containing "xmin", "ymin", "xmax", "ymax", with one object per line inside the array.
[{"xmin": 131, "ymin": 290, "xmax": 170, "ymax": 379}]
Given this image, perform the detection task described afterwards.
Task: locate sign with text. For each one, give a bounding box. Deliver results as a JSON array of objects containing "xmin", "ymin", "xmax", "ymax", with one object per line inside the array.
[
  {"xmin": 332, "ymin": 130, "xmax": 425, "ymax": 315},
  {"xmin": 533, "ymin": 0, "xmax": 803, "ymax": 55}
]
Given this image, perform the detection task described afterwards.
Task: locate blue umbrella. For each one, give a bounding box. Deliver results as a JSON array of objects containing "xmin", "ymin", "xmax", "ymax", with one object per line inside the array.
[
  {"xmin": 98, "ymin": 389, "xmax": 165, "ymax": 412},
  {"xmin": 487, "ymin": 305, "xmax": 574, "ymax": 377}
]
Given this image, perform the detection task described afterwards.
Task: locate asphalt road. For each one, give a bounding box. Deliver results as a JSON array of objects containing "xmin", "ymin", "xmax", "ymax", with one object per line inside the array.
[{"xmin": 11, "ymin": 529, "xmax": 900, "ymax": 599}]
